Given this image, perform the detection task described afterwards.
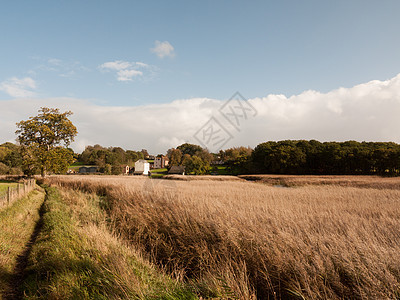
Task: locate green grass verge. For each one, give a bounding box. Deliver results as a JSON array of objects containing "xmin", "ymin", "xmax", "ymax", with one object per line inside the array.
[
  {"xmin": 0, "ymin": 181, "xmax": 20, "ymax": 194},
  {"xmin": 150, "ymin": 168, "xmax": 168, "ymax": 178},
  {"xmin": 210, "ymin": 166, "xmax": 230, "ymax": 175},
  {"xmin": 152, "ymin": 168, "xmax": 168, "ymax": 173},
  {"xmin": 150, "ymin": 174, "xmax": 165, "ymax": 178},
  {"xmin": 70, "ymin": 161, "xmax": 85, "ymax": 166},
  {"xmin": 22, "ymin": 186, "xmax": 198, "ymax": 299},
  {"xmin": 0, "ymin": 189, "xmax": 44, "ymax": 297}
]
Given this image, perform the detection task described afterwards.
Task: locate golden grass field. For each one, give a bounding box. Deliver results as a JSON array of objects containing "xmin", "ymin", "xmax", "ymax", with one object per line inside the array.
[
  {"xmin": 45, "ymin": 175, "xmax": 400, "ymax": 299},
  {"xmin": 238, "ymin": 174, "xmax": 400, "ymax": 189}
]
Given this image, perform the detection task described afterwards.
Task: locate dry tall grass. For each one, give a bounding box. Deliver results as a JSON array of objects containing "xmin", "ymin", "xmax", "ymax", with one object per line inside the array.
[
  {"xmin": 46, "ymin": 175, "xmax": 400, "ymax": 299},
  {"xmin": 21, "ymin": 185, "xmax": 197, "ymax": 299},
  {"xmin": 239, "ymin": 174, "xmax": 400, "ymax": 190}
]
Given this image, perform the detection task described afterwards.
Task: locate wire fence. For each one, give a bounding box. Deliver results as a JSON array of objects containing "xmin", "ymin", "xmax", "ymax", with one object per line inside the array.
[{"xmin": 0, "ymin": 178, "xmax": 36, "ymax": 209}]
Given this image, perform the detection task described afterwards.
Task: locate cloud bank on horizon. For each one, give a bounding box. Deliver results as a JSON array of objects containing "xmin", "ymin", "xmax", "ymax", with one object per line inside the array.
[{"xmin": 0, "ymin": 73, "xmax": 399, "ymax": 154}]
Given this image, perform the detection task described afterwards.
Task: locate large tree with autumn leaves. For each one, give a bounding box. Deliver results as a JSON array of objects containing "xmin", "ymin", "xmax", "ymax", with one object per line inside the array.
[{"xmin": 16, "ymin": 107, "xmax": 78, "ymax": 177}]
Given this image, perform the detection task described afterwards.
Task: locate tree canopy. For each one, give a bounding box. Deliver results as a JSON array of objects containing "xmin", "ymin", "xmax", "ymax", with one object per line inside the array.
[
  {"xmin": 0, "ymin": 142, "xmax": 23, "ymax": 175},
  {"xmin": 177, "ymin": 143, "xmax": 204, "ymax": 157},
  {"xmin": 167, "ymin": 143, "xmax": 212, "ymax": 175},
  {"xmin": 16, "ymin": 107, "xmax": 78, "ymax": 176},
  {"xmin": 251, "ymin": 140, "xmax": 400, "ymax": 175}
]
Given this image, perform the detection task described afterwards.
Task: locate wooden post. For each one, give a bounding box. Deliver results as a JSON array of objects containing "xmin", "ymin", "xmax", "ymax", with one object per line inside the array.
[{"xmin": 7, "ymin": 187, "xmax": 10, "ymax": 205}]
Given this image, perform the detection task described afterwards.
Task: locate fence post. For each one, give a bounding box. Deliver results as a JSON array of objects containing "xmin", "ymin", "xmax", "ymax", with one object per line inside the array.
[{"xmin": 7, "ymin": 187, "xmax": 10, "ymax": 206}]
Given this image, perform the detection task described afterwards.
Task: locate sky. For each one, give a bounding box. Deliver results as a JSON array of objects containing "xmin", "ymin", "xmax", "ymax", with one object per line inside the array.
[{"xmin": 1, "ymin": 1, "xmax": 400, "ymax": 154}]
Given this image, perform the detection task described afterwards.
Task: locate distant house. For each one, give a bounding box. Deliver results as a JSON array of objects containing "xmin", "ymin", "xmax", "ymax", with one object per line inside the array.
[
  {"xmin": 79, "ymin": 166, "xmax": 98, "ymax": 173},
  {"xmin": 154, "ymin": 155, "xmax": 169, "ymax": 169},
  {"xmin": 168, "ymin": 165, "xmax": 185, "ymax": 175},
  {"xmin": 121, "ymin": 165, "xmax": 130, "ymax": 175},
  {"xmin": 134, "ymin": 159, "xmax": 150, "ymax": 175}
]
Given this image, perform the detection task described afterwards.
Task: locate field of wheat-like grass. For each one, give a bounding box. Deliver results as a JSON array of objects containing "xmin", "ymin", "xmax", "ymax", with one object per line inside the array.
[
  {"xmin": 45, "ymin": 175, "xmax": 400, "ymax": 299},
  {"xmin": 238, "ymin": 174, "xmax": 400, "ymax": 189}
]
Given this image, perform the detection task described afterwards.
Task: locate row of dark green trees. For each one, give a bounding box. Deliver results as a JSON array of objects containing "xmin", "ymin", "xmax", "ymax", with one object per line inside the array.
[
  {"xmin": 250, "ymin": 140, "xmax": 400, "ymax": 175},
  {"xmin": 164, "ymin": 140, "xmax": 400, "ymax": 176}
]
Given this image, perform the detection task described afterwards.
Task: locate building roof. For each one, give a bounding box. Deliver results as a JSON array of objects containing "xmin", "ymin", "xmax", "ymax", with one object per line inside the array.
[
  {"xmin": 168, "ymin": 165, "xmax": 185, "ymax": 174},
  {"xmin": 135, "ymin": 159, "xmax": 149, "ymax": 164}
]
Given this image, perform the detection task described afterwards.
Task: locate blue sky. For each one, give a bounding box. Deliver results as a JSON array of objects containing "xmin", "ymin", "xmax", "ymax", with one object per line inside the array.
[
  {"xmin": 1, "ymin": 0, "xmax": 400, "ymax": 105},
  {"xmin": 1, "ymin": 1, "xmax": 400, "ymax": 153}
]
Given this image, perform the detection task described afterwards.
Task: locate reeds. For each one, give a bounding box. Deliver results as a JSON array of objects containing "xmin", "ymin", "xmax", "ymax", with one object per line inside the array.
[{"xmin": 46, "ymin": 175, "xmax": 400, "ymax": 299}]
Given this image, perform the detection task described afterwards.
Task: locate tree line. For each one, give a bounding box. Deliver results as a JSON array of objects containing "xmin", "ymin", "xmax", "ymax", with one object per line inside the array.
[
  {"xmin": 3, "ymin": 107, "xmax": 400, "ymax": 176},
  {"xmin": 167, "ymin": 140, "xmax": 400, "ymax": 176},
  {"xmin": 3, "ymin": 140, "xmax": 400, "ymax": 176},
  {"xmin": 250, "ymin": 140, "xmax": 400, "ymax": 175}
]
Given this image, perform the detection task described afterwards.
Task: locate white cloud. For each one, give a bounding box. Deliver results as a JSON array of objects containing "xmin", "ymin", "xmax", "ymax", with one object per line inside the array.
[
  {"xmin": 116, "ymin": 69, "xmax": 143, "ymax": 81},
  {"xmin": 100, "ymin": 60, "xmax": 132, "ymax": 71},
  {"xmin": 1, "ymin": 74, "xmax": 400, "ymax": 154},
  {"xmin": 135, "ymin": 62, "xmax": 149, "ymax": 68},
  {"xmin": 99, "ymin": 60, "xmax": 150, "ymax": 81},
  {"xmin": 151, "ymin": 40, "xmax": 175, "ymax": 58},
  {"xmin": 0, "ymin": 77, "xmax": 37, "ymax": 98}
]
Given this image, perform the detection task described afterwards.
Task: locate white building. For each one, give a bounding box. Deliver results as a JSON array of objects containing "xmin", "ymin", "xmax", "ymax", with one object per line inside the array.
[{"xmin": 134, "ymin": 159, "xmax": 150, "ymax": 175}]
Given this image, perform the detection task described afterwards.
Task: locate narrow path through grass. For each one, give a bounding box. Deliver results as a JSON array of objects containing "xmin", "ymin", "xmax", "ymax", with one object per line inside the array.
[
  {"xmin": 20, "ymin": 186, "xmax": 198, "ymax": 299},
  {"xmin": 0, "ymin": 188, "xmax": 44, "ymax": 299}
]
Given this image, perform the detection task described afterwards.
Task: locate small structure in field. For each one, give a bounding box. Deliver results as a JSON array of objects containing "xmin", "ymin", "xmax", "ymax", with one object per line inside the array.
[
  {"xmin": 168, "ymin": 165, "xmax": 185, "ymax": 175},
  {"xmin": 154, "ymin": 155, "xmax": 169, "ymax": 169},
  {"xmin": 134, "ymin": 159, "xmax": 150, "ymax": 175},
  {"xmin": 79, "ymin": 166, "xmax": 98, "ymax": 173},
  {"xmin": 121, "ymin": 165, "xmax": 130, "ymax": 175}
]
